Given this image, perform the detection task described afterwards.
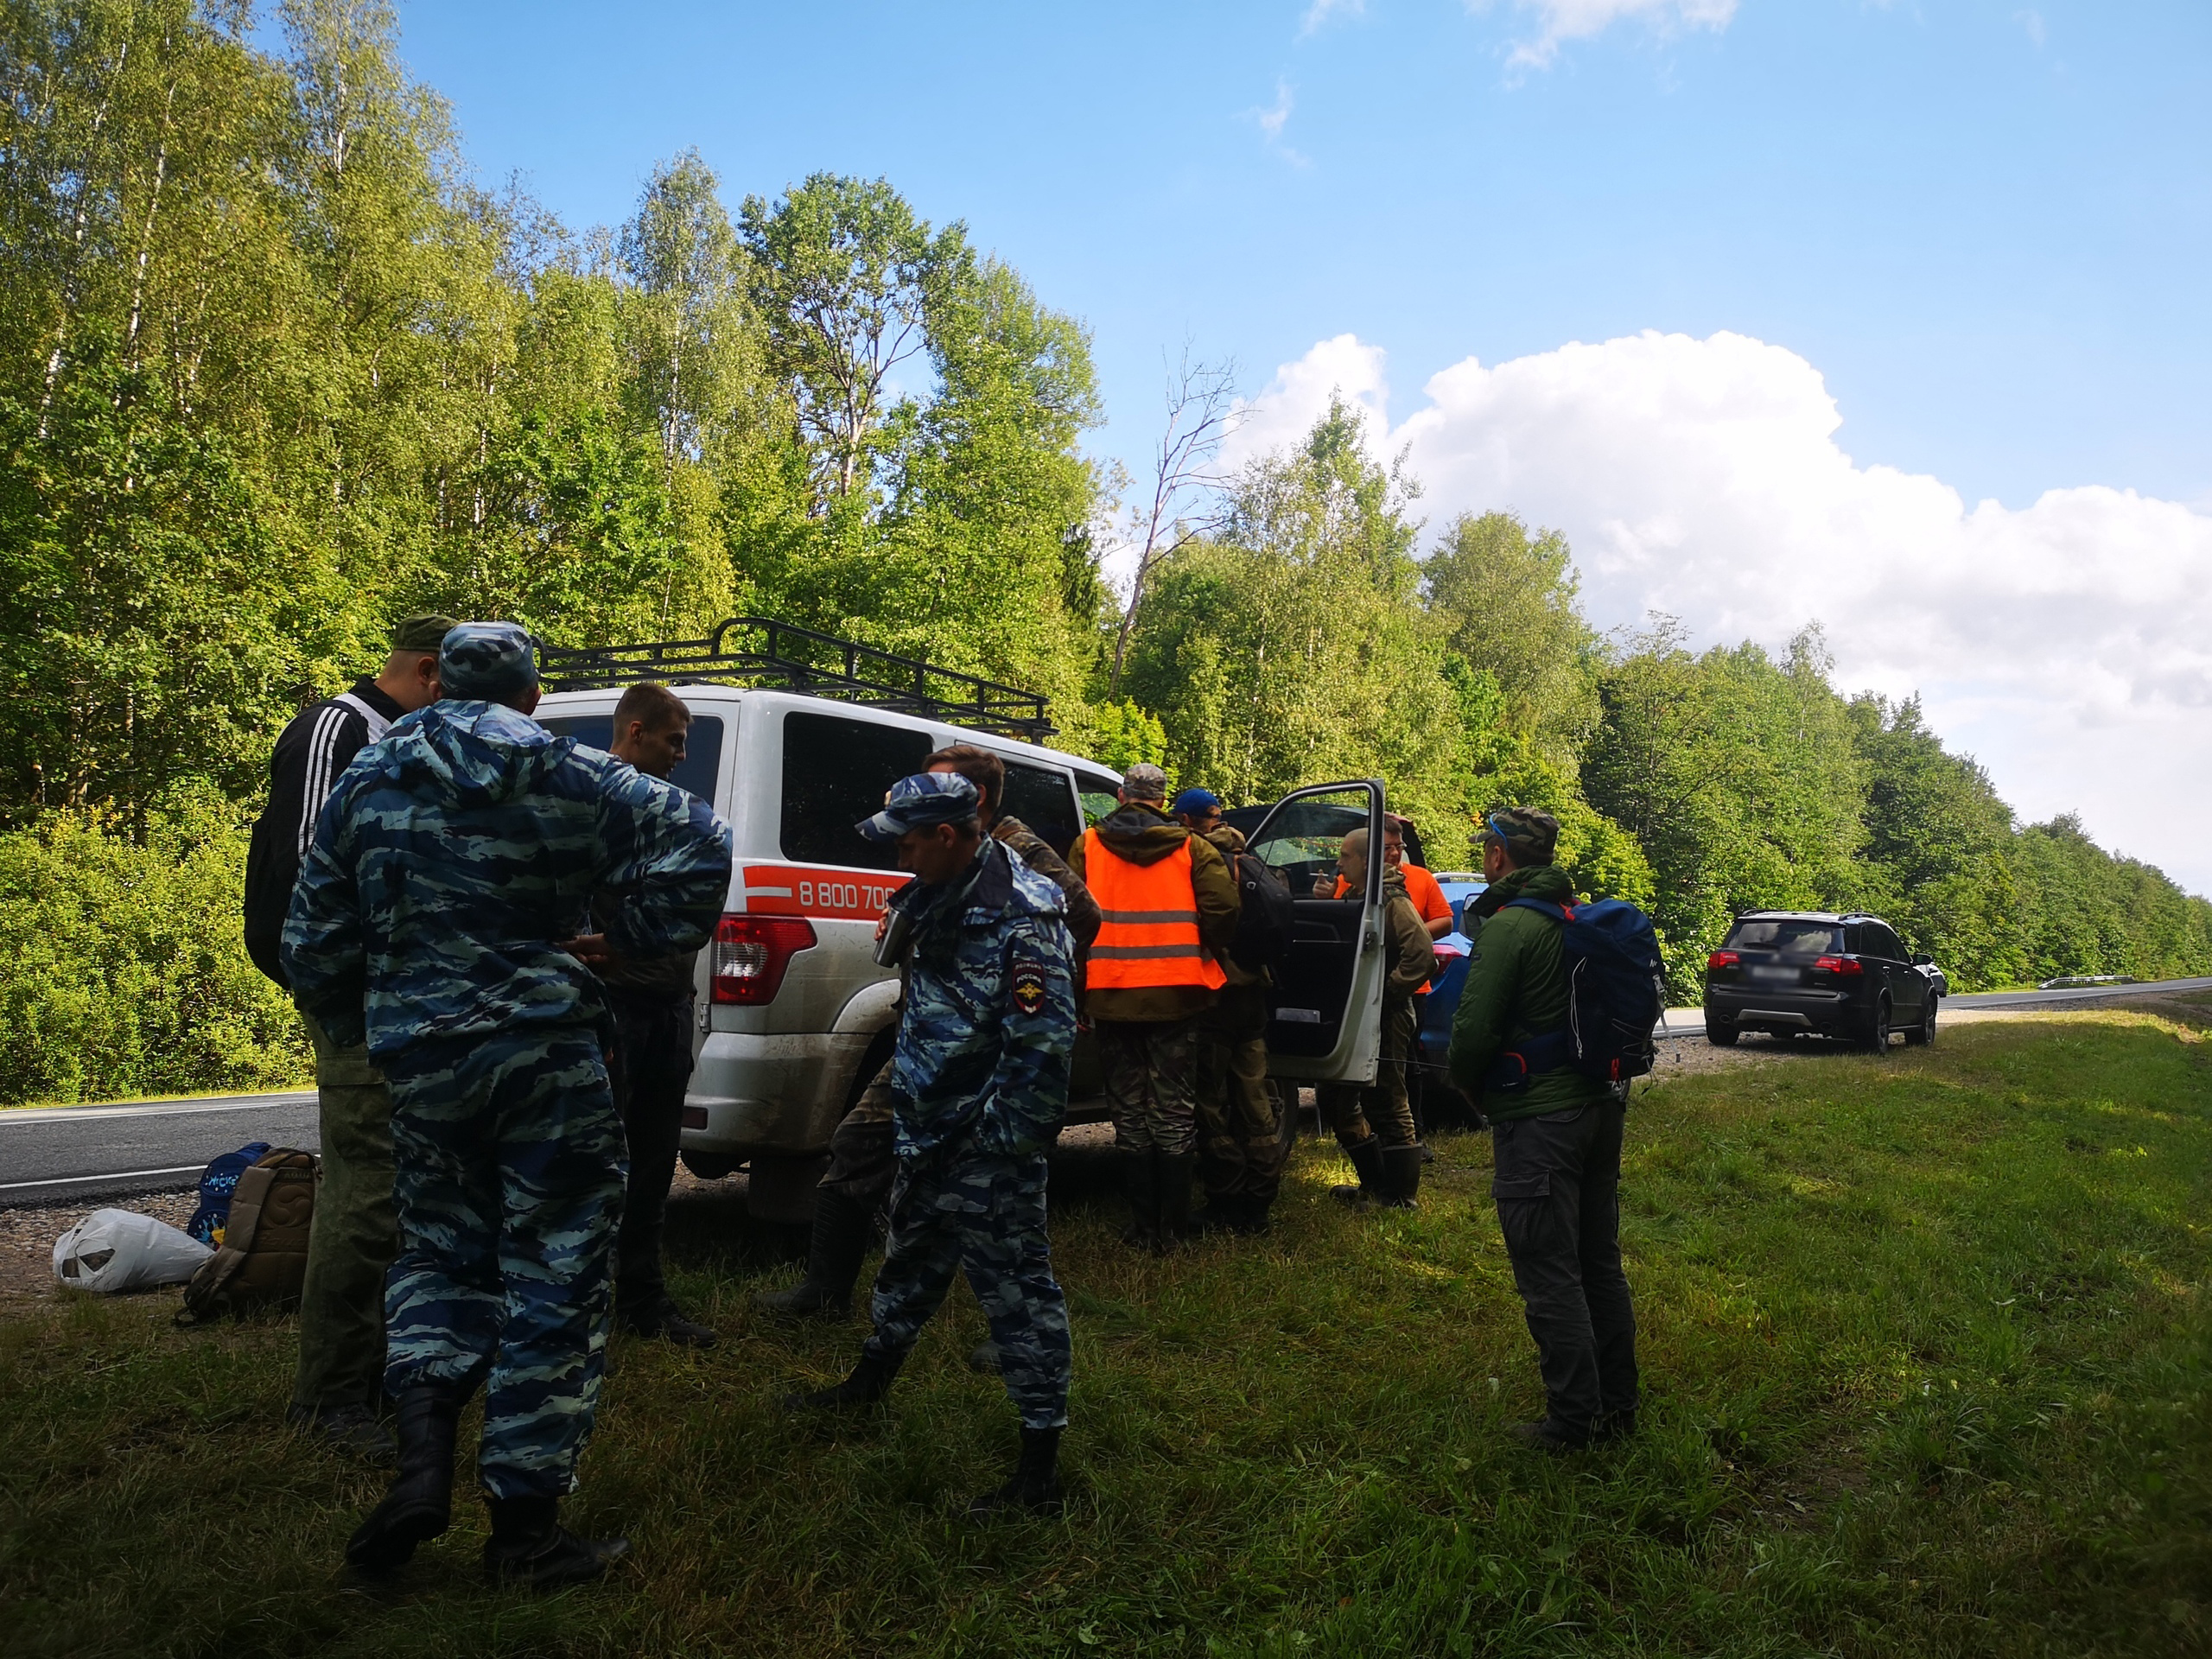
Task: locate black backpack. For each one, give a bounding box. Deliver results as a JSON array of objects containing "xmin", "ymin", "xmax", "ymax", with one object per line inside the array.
[{"xmin": 1228, "ymin": 851, "xmax": 1296, "ymax": 971}]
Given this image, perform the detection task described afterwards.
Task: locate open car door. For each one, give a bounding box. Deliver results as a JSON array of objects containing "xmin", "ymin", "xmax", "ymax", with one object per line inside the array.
[{"xmin": 1243, "ymin": 780, "xmax": 1387, "ymax": 1084}]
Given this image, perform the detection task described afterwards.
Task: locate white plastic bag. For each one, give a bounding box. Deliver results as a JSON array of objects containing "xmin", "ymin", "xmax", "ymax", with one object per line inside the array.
[{"xmin": 52, "ymin": 1207, "xmax": 213, "ymax": 1293}]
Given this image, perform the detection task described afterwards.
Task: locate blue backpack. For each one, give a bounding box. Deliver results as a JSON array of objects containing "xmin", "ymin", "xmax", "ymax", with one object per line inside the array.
[
  {"xmin": 186, "ymin": 1141, "xmax": 272, "ymax": 1247},
  {"xmin": 1486, "ymin": 898, "xmax": 1666, "ymax": 1090}
]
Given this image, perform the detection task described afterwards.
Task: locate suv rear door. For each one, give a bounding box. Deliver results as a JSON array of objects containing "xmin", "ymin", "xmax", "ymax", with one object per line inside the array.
[{"xmin": 1241, "ymin": 780, "xmax": 1388, "ymax": 1084}]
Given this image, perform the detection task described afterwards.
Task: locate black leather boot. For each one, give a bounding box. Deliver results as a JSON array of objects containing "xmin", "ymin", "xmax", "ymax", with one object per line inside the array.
[
  {"xmin": 966, "ymin": 1425, "xmax": 1065, "ymax": 1519},
  {"xmin": 781, "ymin": 1348, "xmax": 905, "ymax": 1413},
  {"xmin": 1379, "ymin": 1145, "xmax": 1422, "ymax": 1209},
  {"xmin": 1329, "ymin": 1137, "xmax": 1386, "ymax": 1206},
  {"xmin": 1118, "ymin": 1148, "xmax": 1157, "ymax": 1249},
  {"xmin": 482, "ymin": 1494, "xmax": 630, "ymax": 1588},
  {"xmin": 344, "ymin": 1382, "xmax": 465, "ymax": 1573},
  {"xmin": 754, "ymin": 1186, "xmax": 875, "ymax": 1319},
  {"xmin": 1155, "ymin": 1152, "xmax": 1197, "ymax": 1252}
]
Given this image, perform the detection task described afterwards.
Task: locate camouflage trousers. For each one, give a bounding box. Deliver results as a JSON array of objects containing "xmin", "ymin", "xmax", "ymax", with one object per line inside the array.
[
  {"xmin": 1318, "ymin": 996, "xmax": 1419, "ymax": 1150},
  {"xmin": 862, "ymin": 1142, "xmax": 1071, "ymax": 1430},
  {"xmin": 292, "ymin": 1010, "xmax": 397, "ymax": 1414},
  {"xmin": 1195, "ymin": 985, "xmax": 1285, "ymax": 1206},
  {"xmin": 380, "ymin": 1029, "xmax": 625, "ymax": 1500},
  {"xmin": 817, "ymin": 1058, "xmax": 899, "ymax": 1209},
  {"xmin": 1100, "ymin": 1017, "xmax": 1200, "ymax": 1157}
]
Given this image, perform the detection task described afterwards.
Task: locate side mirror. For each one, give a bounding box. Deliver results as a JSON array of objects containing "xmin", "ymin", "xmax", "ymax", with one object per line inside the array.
[{"xmin": 1911, "ymin": 953, "xmax": 1933, "ymax": 967}]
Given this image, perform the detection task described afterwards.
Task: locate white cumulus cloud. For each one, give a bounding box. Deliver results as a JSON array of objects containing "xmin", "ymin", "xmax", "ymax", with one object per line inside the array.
[
  {"xmin": 1481, "ymin": 0, "xmax": 1740, "ymax": 69},
  {"xmin": 1228, "ymin": 329, "xmax": 2212, "ymax": 893}
]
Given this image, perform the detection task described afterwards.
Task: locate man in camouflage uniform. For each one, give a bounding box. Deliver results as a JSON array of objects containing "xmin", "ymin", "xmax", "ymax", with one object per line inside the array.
[
  {"xmin": 757, "ymin": 742, "xmax": 1099, "ymax": 1322},
  {"xmin": 786, "ymin": 772, "xmax": 1078, "ymax": 1519},
  {"xmin": 1174, "ymin": 787, "xmax": 1288, "ymax": 1235},
  {"xmin": 284, "ymin": 623, "xmax": 730, "ymax": 1587},
  {"xmin": 1318, "ymin": 826, "xmax": 1435, "ymax": 1210}
]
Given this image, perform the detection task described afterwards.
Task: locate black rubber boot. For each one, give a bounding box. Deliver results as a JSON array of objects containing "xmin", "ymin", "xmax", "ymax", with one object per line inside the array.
[
  {"xmin": 1592, "ymin": 1408, "xmax": 1639, "ymax": 1444},
  {"xmin": 1118, "ymin": 1149, "xmax": 1158, "ymax": 1249},
  {"xmin": 620, "ymin": 1299, "xmax": 719, "ymax": 1347},
  {"xmin": 781, "ymin": 1348, "xmax": 905, "ymax": 1413},
  {"xmin": 754, "ymin": 1186, "xmax": 875, "ymax": 1320},
  {"xmin": 967, "ymin": 1425, "xmax": 1065, "ymax": 1519},
  {"xmin": 1378, "ymin": 1145, "xmax": 1422, "ymax": 1210},
  {"xmin": 1330, "ymin": 1137, "xmax": 1386, "ymax": 1206},
  {"xmin": 1155, "ymin": 1152, "xmax": 1198, "ymax": 1253},
  {"xmin": 1509, "ymin": 1419, "xmax": 1587, "ymax": 1454},
  {"xmin": 344, "ymin": 1383, "xmax": 464, "ymax": 1573},
  {"xmin": 482, "ymin": 1494, "xmax": 630, "ymax": 1589},
  {"xmin": 288, "ymin": 1400, "xmax": 397, "ymax": 1464}
]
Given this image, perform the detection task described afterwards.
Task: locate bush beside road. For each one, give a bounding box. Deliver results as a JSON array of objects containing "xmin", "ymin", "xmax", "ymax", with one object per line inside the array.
[{"xmin": 2, "ymin": 1002, "xmax": 2205, "ymax": 1656}]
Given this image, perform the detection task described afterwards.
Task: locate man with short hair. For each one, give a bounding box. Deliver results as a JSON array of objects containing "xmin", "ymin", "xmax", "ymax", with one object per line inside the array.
[
  {"xmin": 756, "ymin": 742, "xmax": 1099, "ymax": 1322},
  {"xmin": 243, "ymin": 613, "xmax": 454, "ymax": 1460},
  {"xmin": 786, "ymin": 772, "xmax": 1078, "ymax": 1518},
  {"xmin": 285, "ymin": 623, "xmax": 731, "ymax": 1586},
  {"xmin": 1447, "ymin": 807, "xmax": 1637, "ymax": 1453},
  {"xmin": 563, "ymin": 681, "xmax": 716, "ymax": 1348},
  {"xmin": 1173, "ymin": 787, "xmax": 1287, "ymax": 1235},
  {"xmin": 1317, "ymin": 826, "xmax": 1435, "ymax": 1209},
  {"xmin": 1067, "ymin": 764, "xmax": 1239, "ymax": 1251}
]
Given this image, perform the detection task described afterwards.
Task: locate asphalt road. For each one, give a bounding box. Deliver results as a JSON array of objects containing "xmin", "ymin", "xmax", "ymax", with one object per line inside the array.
[
  {"xmin": 7, "ymin": 975, "xmax": 2208, "ymax": 1208},
  {"xmin": 0, "ymin": 1091, "xmax": 319, "ymax": 1208}
]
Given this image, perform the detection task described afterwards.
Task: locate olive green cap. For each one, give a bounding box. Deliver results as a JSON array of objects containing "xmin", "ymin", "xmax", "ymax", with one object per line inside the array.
[
  {"xmin": 1484, "ymin": 806, "xmax": 1560, "ymax": 865},
  {"xmin": 391, "ymin": 613, "xmax": 459, "ymax": 652}
]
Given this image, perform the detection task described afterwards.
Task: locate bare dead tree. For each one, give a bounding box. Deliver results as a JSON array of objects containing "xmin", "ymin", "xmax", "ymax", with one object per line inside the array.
[{"xmin": 1108, "ymin": 350, "xmax": 1239, "ymax": 697}]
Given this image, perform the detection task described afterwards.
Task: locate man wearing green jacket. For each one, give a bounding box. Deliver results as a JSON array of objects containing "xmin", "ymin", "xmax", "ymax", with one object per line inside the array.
[{"xmin": 1447, "ymin": 808, "xmax": 1638, "ymax": 1452}]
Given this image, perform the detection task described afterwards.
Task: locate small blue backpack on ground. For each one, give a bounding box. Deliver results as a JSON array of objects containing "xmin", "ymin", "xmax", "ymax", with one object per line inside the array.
[
  {"xmin": 1487, "ymin": 898, "xmax": 1667, "ymax": 1090},
  {"xmin": 186, "ymin": 1141, "xmax": 273, "ymax": 1247}
]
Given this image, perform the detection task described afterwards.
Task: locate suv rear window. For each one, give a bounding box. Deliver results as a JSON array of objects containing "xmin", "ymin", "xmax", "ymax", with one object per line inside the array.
[
  {"xmin": 780, "ymin": 711, "xmax": 932, "ymax": 872},
  {"xmin": 1725, "ymin": 918, "xmax": 1841, "ymax": 956},
  {"xmin": 537, "ymin": 714, "xmax": 725, "ymax": 804}
]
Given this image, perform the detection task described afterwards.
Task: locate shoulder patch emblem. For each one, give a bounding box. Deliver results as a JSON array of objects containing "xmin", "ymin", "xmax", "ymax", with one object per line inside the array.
[{"xmin": 1011, "ymin": 957, "xmax": 1049, "ymax": 1015}]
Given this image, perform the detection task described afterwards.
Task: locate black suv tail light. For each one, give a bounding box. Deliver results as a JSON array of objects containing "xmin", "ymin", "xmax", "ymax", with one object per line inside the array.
[
  {"xmin": 1707, "ymin": 950, "xmax": 1739, "ymax": 969},
  {"xmin": 1812, "ymin": 954, "xmax": 1863, "ymax": 977},
  {"xmin": 711, "ymin": 915, "xmax": 817, "ymax": 1005}
]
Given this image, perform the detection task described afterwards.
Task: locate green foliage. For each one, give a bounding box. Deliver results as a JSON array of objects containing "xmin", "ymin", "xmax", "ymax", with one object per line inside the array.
[
  {"xmin": 1423, "ymin": 509, "xmax": 1599, "ymax": 757},
  {"xmin": 1086, "ymin": 699, "xmax": 1167, "ymax": 779},
  {"xmin": 0, "ymin": 805, "xmax": 308, "ymax": 1105},
  {"xmin": 1122, "ymin": 399, "xmax": 1463, "ymax": 829}
]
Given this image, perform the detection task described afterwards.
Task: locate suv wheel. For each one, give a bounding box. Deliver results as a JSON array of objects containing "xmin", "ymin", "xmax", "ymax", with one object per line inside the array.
[
  {"xmin": 1903, "ymin": 997, "xmax": 1937, "ymax": 1048},
  {"xmin": 1859, "ymin": 1000, "xmax": 1891, "ymax": 1054},
  {"xmin": 1705, "ymin": 1020, "xmax": 1738, "ymax": 1047}
]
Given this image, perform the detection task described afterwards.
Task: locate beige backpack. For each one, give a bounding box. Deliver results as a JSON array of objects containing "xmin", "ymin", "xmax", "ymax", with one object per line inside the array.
[{"xmin": 179, "ymin": 1148, "xmax": 318, "ymax": 1321}]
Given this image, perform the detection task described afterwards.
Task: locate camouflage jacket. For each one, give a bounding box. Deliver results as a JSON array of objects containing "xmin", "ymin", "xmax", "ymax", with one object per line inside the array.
[
  {"xmin": 889, "ymin": 836, "xmax": 1078, "ymax": 1161},
  {"xmin": 282, "ymin": 700, "xmax": 733, "ymax": 1059}
]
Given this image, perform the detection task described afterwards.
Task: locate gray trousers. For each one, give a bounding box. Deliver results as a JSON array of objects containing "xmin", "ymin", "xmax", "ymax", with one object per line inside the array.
[
  {"xmin": 1491, "ymin": 1101, "xmax": 1638, "ymax": 1439},
  {"xmin": 292, "ymin": 1010, "xmax": 397, "ymax": 1413}
]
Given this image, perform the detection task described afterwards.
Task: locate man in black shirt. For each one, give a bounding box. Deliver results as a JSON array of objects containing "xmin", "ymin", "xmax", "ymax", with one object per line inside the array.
[
  {"xmin": 242, "ymin": 613, "xmax": 454, "ymax": 1458},
  {"xmin": 561, "ymin": 682, "xmax": 717, "ymax": 1347}
]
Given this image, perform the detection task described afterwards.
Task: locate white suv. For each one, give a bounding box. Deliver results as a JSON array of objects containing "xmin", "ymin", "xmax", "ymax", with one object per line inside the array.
[{"xmin": 535, "ymin": 622, "xmax": 1399, "ymax": 1222}]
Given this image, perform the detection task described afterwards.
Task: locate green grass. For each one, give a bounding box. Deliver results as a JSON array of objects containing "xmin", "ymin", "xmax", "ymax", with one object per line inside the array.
[{"xmin": 3, "ymin": 1007, "xmax": 2208, "ymax": 1658}]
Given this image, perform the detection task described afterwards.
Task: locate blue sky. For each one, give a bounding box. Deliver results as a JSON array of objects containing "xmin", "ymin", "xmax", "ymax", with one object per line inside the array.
[
  {"xmin": 391, "ymin": 0, "xmax": 2209, "ymax": 511},
  {"xmin": 387, "ymin": 2, "xmax": 2212, "ymax": 887}
]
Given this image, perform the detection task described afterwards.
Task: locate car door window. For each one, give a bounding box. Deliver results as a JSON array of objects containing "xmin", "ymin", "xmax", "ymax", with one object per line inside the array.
[
  {"xmin": 779, "ymin": 711, "xmax": 933, "ymax": 872},
  {"xmin": 1075, "ymin": 772, "xmax": 1121, "ymax": 828},
  {"xmin": 1245, "ymin": 784, "xmax": 1383, "ymax": 1066},
  {"xmin": 537, "ymin": 714, "xmax": 726, "ymax": 806},
  {"xmin": 1001, "ymin": 760, "xmax": 1082, "ymax": 857}
]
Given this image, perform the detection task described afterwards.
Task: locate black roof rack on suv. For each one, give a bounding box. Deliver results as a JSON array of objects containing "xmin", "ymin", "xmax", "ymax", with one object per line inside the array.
[{"xmin": 537, "ymin": 616, "xmax": 1056, "ymax": 742}]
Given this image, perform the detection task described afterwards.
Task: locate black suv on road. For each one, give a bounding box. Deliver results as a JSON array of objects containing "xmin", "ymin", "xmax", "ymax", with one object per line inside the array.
[{"xmin": 1703, "ymin": 912, "xmax": 1940, "ymax": 1052}]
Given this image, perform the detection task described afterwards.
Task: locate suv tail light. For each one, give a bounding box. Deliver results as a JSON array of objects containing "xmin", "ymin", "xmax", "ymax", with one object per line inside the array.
[
  {"xmin": 1707, "ymin": 950, "xmax": 1739, "ymax": 969},
  {"xmin": 711, "ymin": 915, "xmax": 817, "ymax": 1005},
  {"xmin": 1813, "ymin": 954, "xmax": 1863, "ymax": 977}
]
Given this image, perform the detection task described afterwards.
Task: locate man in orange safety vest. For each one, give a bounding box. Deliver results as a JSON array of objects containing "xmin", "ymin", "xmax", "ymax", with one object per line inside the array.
[{"xmin": 1065, "ymin": 763, "xmax": 1240, "ymax": 1252}]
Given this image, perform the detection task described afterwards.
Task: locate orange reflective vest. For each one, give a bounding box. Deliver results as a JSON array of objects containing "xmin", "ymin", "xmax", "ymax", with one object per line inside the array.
[{"xmin": 1080, "ymin": 830, "xmax": 1227, "ymax": 992}]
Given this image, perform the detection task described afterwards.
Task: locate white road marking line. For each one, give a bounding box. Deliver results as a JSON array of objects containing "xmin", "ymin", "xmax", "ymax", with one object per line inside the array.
[
  {"xmin": 0, "ymin": 1165, "xmax": 207, "ymax": 1192},
  {"xmin": 0, "ymin": 1096, "xmax": 315, "ymax": 1126}
]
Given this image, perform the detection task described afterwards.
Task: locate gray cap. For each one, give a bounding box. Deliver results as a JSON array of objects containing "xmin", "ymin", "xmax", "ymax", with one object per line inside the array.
[
  {"xmin": 439, "ymin": 621, "xmax": 538, "ymax": 702},
  {"xmin": 1121, "ymin": 763, "xmax": 1168, "ymax": 802}
]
